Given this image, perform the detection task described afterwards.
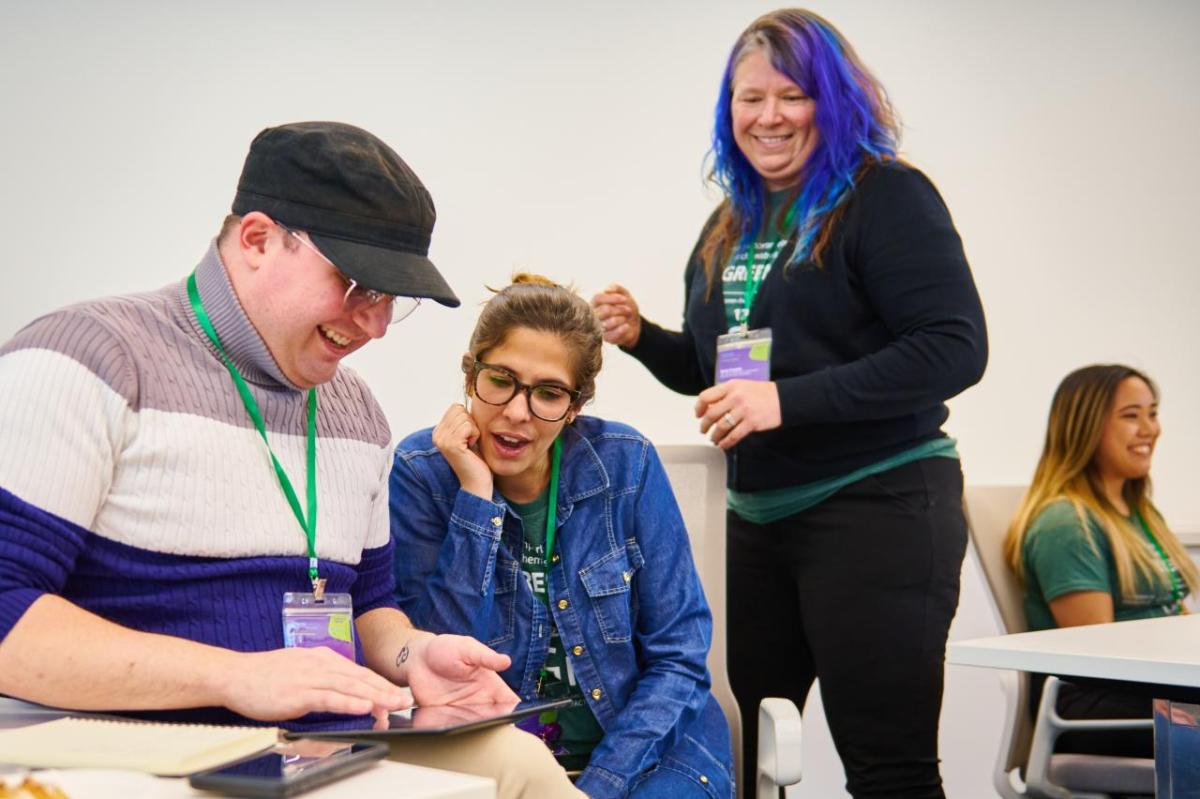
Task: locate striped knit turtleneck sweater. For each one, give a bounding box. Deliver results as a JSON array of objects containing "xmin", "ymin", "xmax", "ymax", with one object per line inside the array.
[{"xmin": 0, "ymin": 242, "xmax": 396, "ymax": 725}]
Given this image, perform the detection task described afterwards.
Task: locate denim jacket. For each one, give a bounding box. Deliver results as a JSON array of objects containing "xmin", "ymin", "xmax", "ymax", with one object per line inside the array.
[{"xmin": 390, "ymin": 417, "xmax": 733, "ymax": 799}]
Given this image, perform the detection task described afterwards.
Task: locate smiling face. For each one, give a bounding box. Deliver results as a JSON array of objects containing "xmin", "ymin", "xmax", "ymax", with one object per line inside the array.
[
  {"xmin": 468, "ymin": 326, "xmax": 576, "ymax": 503},
  {"xmin": 1094, "ymin": 376, "xmax": 1160, "ymax": 487},
  {"xmin": 240, "ymin": 220, "xmax": 391, "ymax": 388},
  {"xmin": 730, "ymin": 48, "xmax": 820, "ymax": 191}
]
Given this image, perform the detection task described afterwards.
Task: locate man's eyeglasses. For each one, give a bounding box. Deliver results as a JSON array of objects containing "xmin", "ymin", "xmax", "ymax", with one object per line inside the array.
[
  {"xmin": 278, "ymin": 222, "xmax": 420, "ymax": 325},
  {"xmin": 471, "ymin": 361, "xmax": 581, "ymax": 422}
]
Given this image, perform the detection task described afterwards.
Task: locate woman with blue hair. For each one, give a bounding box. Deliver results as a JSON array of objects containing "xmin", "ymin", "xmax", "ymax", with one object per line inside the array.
[{"xmin": 593, "ymin": 9, "xmax": 987, "ymax": 798}]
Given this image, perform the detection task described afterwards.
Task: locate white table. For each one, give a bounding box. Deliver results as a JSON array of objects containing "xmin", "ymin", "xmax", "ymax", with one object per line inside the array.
[
  {"xmin": 948, "ymin": 614, "xmax": 1200, "ymax": 798},
  {"xmin": 949, "ymin": 613, "xmax": 1200, "ymax": 686},
  {"xmin": 0, "ymin": 699, "xmax": 496, "ymax": 799},
  {"xmin": 1, "ymin": 761, "xmax": 495, "ymax": 798}
]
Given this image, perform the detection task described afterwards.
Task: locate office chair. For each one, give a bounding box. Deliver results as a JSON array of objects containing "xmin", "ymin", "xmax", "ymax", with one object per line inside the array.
[
  {"xmin": 964, "ymin": 485, "xmax": 1154, "ymax": 799},
  {"xmin": 658, "ymin": 445, "xmax": 802, "ymax": 798}
]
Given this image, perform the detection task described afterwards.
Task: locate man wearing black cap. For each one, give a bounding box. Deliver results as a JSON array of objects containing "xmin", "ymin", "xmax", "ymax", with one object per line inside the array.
[{"xmin": 0, "ymin": 122, "xmax": 581, "ymax": 797}]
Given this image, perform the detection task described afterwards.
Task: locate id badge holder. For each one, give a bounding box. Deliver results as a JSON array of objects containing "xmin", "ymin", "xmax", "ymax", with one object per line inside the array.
[
  {"xmin": 716, "ymin": 328, "xmax": 772, "ymax": 383},
  {"xmin": 282, "ymin": 592, "xmax": 356, "ymax": 660}
]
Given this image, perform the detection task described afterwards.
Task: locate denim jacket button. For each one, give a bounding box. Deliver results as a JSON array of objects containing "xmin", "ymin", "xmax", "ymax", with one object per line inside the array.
[
  {"xmin": 557, "ymin": 599, "xmax": 569, "ymax": 610},
  {"xmin": 622, "ymin": 571, "xmax": 631, "ymax": 583},
  {"xmin": 551, "ymin": 553, "xmax": 561, "ymax": 563},
  {"xmin": 572, "ymin": 645, "xmax": 583, "ymax": 656},
  {"xmin": 699, "ymin": 775, "xmax": 708, "ymax": 784},
  {"xmin": 490, "ymin": 516, "xmax": 503, "ymax": 527},
  {"xmin": 590, "ymin": 688, "xmax": 602, "ymax": 700}
]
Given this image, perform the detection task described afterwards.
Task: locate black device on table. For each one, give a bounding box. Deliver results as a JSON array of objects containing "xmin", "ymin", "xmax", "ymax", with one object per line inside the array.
[
  {"xmin": 290, "ymin": 697, "xmax": 570, "ymax": 740},
  {"xmin": 188, "ymin": 739, "xmax": 387, "ymax": 797},
  {"xmin": 189, "ymin": 699, "xmax": 568, "ymax": 795}
]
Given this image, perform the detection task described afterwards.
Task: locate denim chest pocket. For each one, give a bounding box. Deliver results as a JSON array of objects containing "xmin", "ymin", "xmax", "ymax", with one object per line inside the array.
[
  {"xmin": 485, "ymin": 557, "xmax": 519, "ymax": 646},
  {"xmin": 578, "ymin": 542, "xmax": 644, "ymax": 644}
]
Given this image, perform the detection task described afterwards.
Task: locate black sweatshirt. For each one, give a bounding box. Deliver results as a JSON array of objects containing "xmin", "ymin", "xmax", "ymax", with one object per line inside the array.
[{"xmin": 627, "ymin": 161, "xmax": 988, "ymax": 492}]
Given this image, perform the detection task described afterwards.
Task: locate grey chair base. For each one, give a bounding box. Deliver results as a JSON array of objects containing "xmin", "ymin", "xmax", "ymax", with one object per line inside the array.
[{"xmin": 1048, "ymin": 753, "xmax": 1154, "ymax": 796}]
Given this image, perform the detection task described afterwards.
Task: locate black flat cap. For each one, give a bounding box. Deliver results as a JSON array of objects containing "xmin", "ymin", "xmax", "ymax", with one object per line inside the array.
[{"xmin": 232, "ymin": 121, "xmax": 459, "ymax": 307}]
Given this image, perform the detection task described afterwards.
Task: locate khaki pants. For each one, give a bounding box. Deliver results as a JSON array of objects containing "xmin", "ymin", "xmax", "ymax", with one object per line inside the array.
[{"xmin": 387, "ymin": 724, "xmax": 585, "ymax": 799}]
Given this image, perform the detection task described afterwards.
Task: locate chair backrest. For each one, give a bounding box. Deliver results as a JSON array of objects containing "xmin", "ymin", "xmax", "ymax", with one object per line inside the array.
[
  {"xmin": 656, "ymin": 445, "xmax": 743, "ymax": 792},
  {"xmin": 965, "ymin": 485, "xmax": 1158, "ymax": 798},
  {"xmin": 962, "ymin": 484, "xmax": 1032, "ymax": 782},
  {"xmin": 964, "ymin": 485, "xmax": 1030, "ymax": 637}
]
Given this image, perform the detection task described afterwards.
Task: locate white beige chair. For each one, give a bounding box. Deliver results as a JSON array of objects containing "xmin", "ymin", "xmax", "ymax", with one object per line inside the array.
[
  {"xmin": 658, "ymin": 445, "xmax": 802, "ymax": 798},
  {"xmin": 964, "ymin": 485, "xmax": 1154, "ymax": 799}
]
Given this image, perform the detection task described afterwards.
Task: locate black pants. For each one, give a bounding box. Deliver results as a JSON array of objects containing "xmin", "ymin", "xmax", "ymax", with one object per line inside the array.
[{"xmin": 727, "ymin": 458, "xmax": 967, "ymax": 799}]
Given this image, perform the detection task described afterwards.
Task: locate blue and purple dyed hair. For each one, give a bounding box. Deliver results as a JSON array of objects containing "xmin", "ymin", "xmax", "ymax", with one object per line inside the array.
[{"xmin": 702, "ymin": 9, "xmax": 900, "ymax": 280}]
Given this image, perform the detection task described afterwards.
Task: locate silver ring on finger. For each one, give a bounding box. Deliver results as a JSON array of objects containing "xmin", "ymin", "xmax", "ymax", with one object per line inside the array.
[{"xmin": 723, "ymin": 412, "xmax": 737, "ymax": 428}]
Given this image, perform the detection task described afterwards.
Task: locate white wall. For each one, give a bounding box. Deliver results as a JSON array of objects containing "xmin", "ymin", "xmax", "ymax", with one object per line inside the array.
[{"xmin": 2, "ymin": 1, "xmax": 1197, "ymax": 796}]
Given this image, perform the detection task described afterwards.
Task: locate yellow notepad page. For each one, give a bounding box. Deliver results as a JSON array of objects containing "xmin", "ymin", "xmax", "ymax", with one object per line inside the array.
[{"xmin": 0, "ymin": 717, "xmax": 280, "ymax": 776}]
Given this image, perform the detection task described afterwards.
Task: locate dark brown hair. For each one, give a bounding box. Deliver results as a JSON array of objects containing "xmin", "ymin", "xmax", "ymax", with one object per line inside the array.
[{"xmin": 463, "ymin": 273, "xmax": 603, "ymax": 409}]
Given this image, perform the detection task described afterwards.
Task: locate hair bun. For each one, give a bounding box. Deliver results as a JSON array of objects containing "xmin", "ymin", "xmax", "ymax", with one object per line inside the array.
[{"xmin": 510, "ymin": 272, "xmax": 559, "ymax": 288}]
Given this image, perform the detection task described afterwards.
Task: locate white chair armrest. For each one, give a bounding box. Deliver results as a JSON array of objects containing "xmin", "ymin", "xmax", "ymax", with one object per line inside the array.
[
  {"xmin": 757, "ymin": 697, "xmax": 803, "ymax": 795},
  {"xmin": 1025, "ymin": 676, "xmax": 1153, "ymax": 799}
]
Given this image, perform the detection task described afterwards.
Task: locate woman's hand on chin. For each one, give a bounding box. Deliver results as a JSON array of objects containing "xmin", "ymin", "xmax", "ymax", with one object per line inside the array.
[{"xmin": 433, "ymin": 403, "xmax": 494, "ymax": 499}]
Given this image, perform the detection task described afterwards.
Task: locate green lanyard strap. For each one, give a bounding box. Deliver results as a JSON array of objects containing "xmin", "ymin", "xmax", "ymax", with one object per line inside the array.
[
  {"xmin": 739, "ymin": 203, "xmax": 797, "ymax": 323},
  {"xmin": 544, "ymin": 437, "xmax": 562, "ymax": 570},
  {"xmin": 536, "ymin": 436, "xmax": 564, "ymax": 698},
  {"xmin": 1134, "ymin": 512, "xmax": 1184, "ymax": 605},
  {"xmin": 186, "ymin": 272, "xmax": 320, "ymax": 591}
]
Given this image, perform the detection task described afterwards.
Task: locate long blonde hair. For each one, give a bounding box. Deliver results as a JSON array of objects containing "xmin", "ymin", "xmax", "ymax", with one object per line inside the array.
[{"xmin": 1005, "ymin": 364, "xmax": 1198, "ymax": 600}]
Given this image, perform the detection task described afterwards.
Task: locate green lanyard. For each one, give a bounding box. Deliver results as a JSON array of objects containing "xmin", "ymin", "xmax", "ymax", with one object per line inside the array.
[
  {"xmin": 544, "ymin": 437, "xmax": 562, "ymax": 570},
  {"xmin": 536, "ymin": 437, "xmax": 563, "ymax": 697},
  {"xmin": 738, "ymin": 202, "xmax": 797, "ymax": 324},
  {"xmin": 1134, "ymin": 511, "xmax": 1184, "ymax": 605},
  {"xmin": 186, "ymin": 272, "xmax": 321, "ymax": 594}
]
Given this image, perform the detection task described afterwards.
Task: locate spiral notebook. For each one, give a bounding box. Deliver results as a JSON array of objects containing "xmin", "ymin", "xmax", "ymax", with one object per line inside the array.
[{"xmin": 0, "ymin": 717, "xmax": 280, "ymax": 776}]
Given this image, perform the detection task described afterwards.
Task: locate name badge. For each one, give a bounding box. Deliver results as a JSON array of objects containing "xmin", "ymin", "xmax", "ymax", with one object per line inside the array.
[
  {"xmin": 282, "ymin": 592, "xmax": 355, "ymax": 660},
  {"xmin": 716, "ymin": 328, "xmax": 772, "ymax": 383}
]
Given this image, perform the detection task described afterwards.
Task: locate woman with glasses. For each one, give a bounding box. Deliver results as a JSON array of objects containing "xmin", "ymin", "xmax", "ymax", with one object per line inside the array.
[{"xmin": 389, "ymin": 274, "xmax": 732, "ymax": 799}]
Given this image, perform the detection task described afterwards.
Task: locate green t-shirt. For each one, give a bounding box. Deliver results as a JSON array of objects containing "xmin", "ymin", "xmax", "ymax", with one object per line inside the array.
[
  {"xmin": 1021, "ymin": 499, "xmax": 1187, "ymax": 631},
  {"xmin": 721, "ymin": 191, "xmax": 795, "ymax": 332},
  {"xmin": 508, "ymin": 489, "xmax": 604, "ymax": 771}
]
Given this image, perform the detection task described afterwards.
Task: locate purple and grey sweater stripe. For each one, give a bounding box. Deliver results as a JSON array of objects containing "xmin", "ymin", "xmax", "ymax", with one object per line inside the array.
[{"xmin": 0, "ymin": 243, "xmax": 396, "ymax": 730}]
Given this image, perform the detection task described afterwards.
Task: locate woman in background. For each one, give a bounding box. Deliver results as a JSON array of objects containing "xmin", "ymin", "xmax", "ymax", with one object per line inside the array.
[
  {"xmin": 1006, "ymin": 364, "xmax": 1196, "ymax": 756},
  {"xmin": 592, "ymin": 8, "xmax": 985, "ymax": 798},
  {"xmin": 390, "ymin": 275, "xmax": 732, "ymax": 798}
]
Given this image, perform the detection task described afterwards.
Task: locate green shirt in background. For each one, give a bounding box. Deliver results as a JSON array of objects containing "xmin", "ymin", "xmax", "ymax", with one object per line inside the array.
[
  {"xmin": 1020, "ymin": 499, "xmax": 1187, "ymax": 632},
  {"xmin": 509, "ymin": 489, "xmax": 604, "ymax": 771}
]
